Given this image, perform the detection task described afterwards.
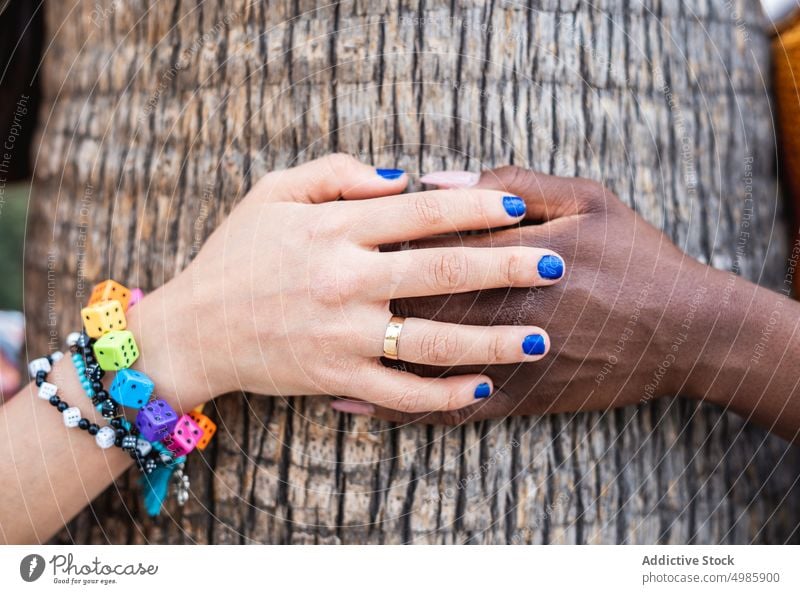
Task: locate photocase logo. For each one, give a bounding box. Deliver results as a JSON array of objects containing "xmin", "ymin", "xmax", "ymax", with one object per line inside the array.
[{"xmin": 20, "ymin": 554, "xmax": 45, "ymax": 582}]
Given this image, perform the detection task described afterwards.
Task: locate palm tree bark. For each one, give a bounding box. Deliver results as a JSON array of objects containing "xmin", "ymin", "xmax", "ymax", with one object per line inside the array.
[{"xmin": 25, "ymin": 0, "xmax": 800, "ymax": 543}]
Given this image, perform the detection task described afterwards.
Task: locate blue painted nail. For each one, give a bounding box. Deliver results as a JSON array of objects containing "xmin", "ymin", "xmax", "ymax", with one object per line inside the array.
[
  {"xmin": 376, "ymin": 168, "xmax": 404, "ymax": 180},
  {"xmin": 474, "ymin": 382, "xmax": 492, "ymax": 399},
  {"xmin": 522, "ymin": 334, "xmax": 546, "ymax": 356},
  {"xmin": 537, "ymin": 255, "xmax": 564, "ymax": 279},
  {"xmin": 502, "ymin": 195, "xmax": 526, "ymax": 217}
]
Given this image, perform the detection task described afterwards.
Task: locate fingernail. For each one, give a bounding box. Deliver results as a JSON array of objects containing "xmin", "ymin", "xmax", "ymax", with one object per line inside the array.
[
  {"xmin": 502, "ymin": 195, "xmax": 526, "ymax": 217},
  {"xmin": 522, "ymin": 334, "xmax": 546, "ymax": 356},
  {"xmin": 419, "ymin": 170, "xmax": 480, "ymax": 188},
  {"xmin": 537, "ymin": 255, "xmax": 564, "ymax": 279},
  {"xmin": 376, "ymin": 168, "xmax": 404, "ymax": 180},
  {"xmin": 331, "ymin": 399, "xmax": 375, "ymax": 415},
  {"xmin": 474, "ymin": 382, "xmax": 492, "ymax": 399}
]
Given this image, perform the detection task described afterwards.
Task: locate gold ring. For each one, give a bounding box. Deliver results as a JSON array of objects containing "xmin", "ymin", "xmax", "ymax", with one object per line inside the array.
[{"xmin": 383, "ymin": 315, "xmax": 405, "ymax": 360}]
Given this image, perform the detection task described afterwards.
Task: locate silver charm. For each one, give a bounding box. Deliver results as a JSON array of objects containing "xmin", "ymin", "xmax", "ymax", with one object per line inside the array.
[
  {"xmin": 158, "ymin": 450, "xmax": 175, "ymax": 465},
  {"xmin": 171, "ymin": 464, "xmax": 190, "ymax": 506}
]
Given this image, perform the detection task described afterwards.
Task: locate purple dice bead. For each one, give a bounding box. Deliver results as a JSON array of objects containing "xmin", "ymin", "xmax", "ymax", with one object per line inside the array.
[
  {"xmin": 135, "ymin": 398, "xmax": 178, "ymax": 441},
  {"xmin": 163, "ymin": 414, "xmax": 204, "ymax": 456}
]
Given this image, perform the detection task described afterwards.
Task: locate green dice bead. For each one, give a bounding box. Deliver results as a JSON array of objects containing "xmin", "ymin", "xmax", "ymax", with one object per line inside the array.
[{"xmin": 93, "ymin": 330, "xmax": 140, "ymax": 370}]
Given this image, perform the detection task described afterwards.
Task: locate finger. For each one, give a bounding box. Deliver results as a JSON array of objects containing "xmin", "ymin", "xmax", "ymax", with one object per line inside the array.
[
  {"xmin": 399, "ymin": 320, "xmax": 550, "ymax": 366},
  {"xmin": 476, "ymin": 166, "xmax": 611, "ymax": 221},
  {"xmin": 250, "ymin": 153, "xmax": 408, "ymax": 204},
  {"xmin": 361, "ymin": 316, "xmax": 550, "ymax": 366},
  {"xmin": 345, "ymin": 188, "xmax": 528, "ymax": 245},
  {"xmin": 420, "ymin": 166, "xmax": 609, "ymax": 221},
  {"xmin": 348, "ymin": 362, "xmax": 495, "ymax": 413},
  {"xmin": 331, "ymin": 387, "xmax": 517, "ymax": 425},
  {"xmin": 419, "ymin": 171, "xmax": 480, "ymax": 188},
  {"xmin": 369, "ymin": 246, "xmax": 565, "ymax": 299},
  {"xmin": 394, "ymin": 220, "xmax": 574, "ymax": 253}
]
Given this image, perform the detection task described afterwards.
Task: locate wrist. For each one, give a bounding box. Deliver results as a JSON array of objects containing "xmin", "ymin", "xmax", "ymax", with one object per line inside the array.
[
  {"xmin": 125, "ymin": 272, "xmax": 226, "ymax": 413},
  {"xmin": 655, "ymin": 261, "xmax": 726, "ymax": 400},
  {"xmin": 678, "ymin": 264, "xmax": 761, "ymax": 405}
]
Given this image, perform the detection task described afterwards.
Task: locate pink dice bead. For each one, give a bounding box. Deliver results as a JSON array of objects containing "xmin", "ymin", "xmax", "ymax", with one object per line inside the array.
[
  {"xmin": 128, "ymin": 288, "xmax": 145, "ymax": 309},
  {"xmin": 163, "ymin": 414, "xmax": 204, "ymax": 456}
]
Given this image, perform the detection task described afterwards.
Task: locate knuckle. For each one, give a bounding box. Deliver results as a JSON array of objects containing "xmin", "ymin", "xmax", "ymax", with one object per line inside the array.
[
  {"xmin": 463, "ymin": 191, "xmax": 490, "ymax": 221},
  {"xmin": 427, "ymin": 251, "xmax": 469, "ymax": 290},
  {"xmin": 501, "ymin": 251, "xmax": 522, "ymax": 285},
  {"xmin": 487, "ymin": 334, "xmax": 508, "ymax": 363},
  {"xmin": 494, "ymin": 165, "xmax": 534, "ymax": 195},
  {"xmin": 324, "ymin": 152, "xmax": 358, "ymax": 172},
  {"xmin": 337, "ymin": 269, "xmax": 365, "ymax": 300},
  {"xmin": 394, "ymin": 388, "xmax": 423, "ymax": 413},
  {"xmin": 310, "ymin": 267, "xmax": 362, "ymax": 305},
  {"xmin": 412, "ymin": 194, "xmax": 445, "ymax": 227},
  {"xmin": 572, "ymin": 177, "xmax": 610, "ymax": 212},
  {"xmin": 314, "ymin": 215, "xmax": 344, "ymax": 239},
  {"xmin": 309, "ymin": 274, "xmax": 339, "ymax": 306},
  {"xmin": 419, "ymin": 331, "xmax": 460, "ymax": 364}
]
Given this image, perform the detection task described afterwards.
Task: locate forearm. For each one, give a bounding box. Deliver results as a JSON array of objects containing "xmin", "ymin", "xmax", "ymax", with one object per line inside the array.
[
  {"xmin": 0, "ymin": 359, "xmax": 132, "ymax": 544},
  {"xmin": 686, "ymin": 266, "xmax": 800, "ymax": 442}
]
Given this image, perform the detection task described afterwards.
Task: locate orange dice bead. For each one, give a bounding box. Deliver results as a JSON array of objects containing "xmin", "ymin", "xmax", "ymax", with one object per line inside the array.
[
  {"xmin": 81, "ymin": 300, "xmax": 127, "ymax": 338},
  {"xmin": 88, "ymin": 280, "xmax": 132, "ymax": 311},
  {"xmin": 187, "ymin": 410, "xmax": 217, "ymax": 450}
]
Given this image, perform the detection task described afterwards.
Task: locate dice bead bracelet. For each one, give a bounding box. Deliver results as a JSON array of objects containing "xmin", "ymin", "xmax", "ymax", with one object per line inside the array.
[
  {"xmin": 31, "ymin": 279, "xmax": 216, "ymax": 514},
  {"xmin": 30, "ymin": 355, "xmax": 121, "ymax": 449}
]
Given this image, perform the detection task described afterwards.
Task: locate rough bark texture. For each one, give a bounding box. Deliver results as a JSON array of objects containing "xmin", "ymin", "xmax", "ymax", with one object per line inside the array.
[{"xmin": 26, "ymin": 0, "xmax": 800, "ymax": 544}]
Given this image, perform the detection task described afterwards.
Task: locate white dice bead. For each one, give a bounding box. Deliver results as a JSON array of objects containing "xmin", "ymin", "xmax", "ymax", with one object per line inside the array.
[
  {"xmin": 135, "ymin": 438, "xmax": 153, "ymax": 457},
  {"xmin": 28, "ymin": 357, "xmax": 51, "ymax": 378},
  {"xmin": 66, "ymin": 332, "xmax": 82, "ymax": 347},
  {"xmin": 95, "ymin": 426, "xmax": 116, "ymax": 449},
  {"xmin": 38, "ymin": 382, "xmax": 58, "ymax": 400},
  {"xmin": 62, "ymin": 406, "xmax": 82, "ymax": 428},
  {"xmin": 50, "ymin": 351, "xmax": 64, "ymax": 363}
]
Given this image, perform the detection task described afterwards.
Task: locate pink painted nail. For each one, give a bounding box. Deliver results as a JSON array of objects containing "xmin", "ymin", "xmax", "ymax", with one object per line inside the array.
[
  {"xmin": 419, "ymin": 171, "xmax": 480, "ymax": 188},
  {"xmin": 331, "ymin": 399, "xmax": 375, "ymax": 415}
]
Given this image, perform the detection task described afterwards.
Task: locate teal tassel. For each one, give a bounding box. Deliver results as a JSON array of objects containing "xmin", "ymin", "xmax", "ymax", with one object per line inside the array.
[
  {"xmin": 138, "ymin": 442, "xmax": 188, "ymax": 516},
  {"xmin": 139, "ymin": 465, "xmax": 174, "ymax": 517}
]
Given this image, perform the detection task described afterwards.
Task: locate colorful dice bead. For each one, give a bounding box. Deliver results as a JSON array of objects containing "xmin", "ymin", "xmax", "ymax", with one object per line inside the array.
[
  {"xmin": 163, "ymin": 414, "xmax": 204, "ymax": 456},
  {"xmin": 88, "ymin": 280, "xmax": 132, "ymax": 311},
  {"xmin": 38, "ymin": 381, "xmax": 58, "ymax": 400},
  {"xmin": 95, "ymin": 426, "xmax": 116, "ymax": 449},
  {"xmin": 28, "ymin": 357, "xmax": 51, "ymax": 378},
  {"xmin": 62, "ymin": 406, "xmax": 82, "ymax": 428},
  {"xmin": 93, "ymin": 330, "xmax": 139, "ymax": 370},
  {"xmin": 187, "ymin": 410, "xmax": 216, "ymax": 450},
  {"xmin": 135, "ymin": 398, "xmax": 178, "ymax": 441},
  {"xmin": 109, "ymin": 369, "xmax": 154, "ymax": 409},
  {"xmin": 80, "ymin": 300, "xmax": 126, "ymax": 339},
  {"xmin": 128, "ymin": 288, "xmax": 145, "ymax": 308}
]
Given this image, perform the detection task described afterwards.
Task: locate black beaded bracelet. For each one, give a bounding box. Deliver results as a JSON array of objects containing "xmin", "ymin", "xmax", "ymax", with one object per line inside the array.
[{"xmin": 31, "ymin": 347, "xmax": 159, "ymax": 475}]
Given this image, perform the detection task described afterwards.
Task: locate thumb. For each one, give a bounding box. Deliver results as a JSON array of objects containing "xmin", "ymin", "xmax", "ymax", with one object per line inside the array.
[{"xmin": 250, "ymin": 153, "xmax": 408, "ymax": 204}]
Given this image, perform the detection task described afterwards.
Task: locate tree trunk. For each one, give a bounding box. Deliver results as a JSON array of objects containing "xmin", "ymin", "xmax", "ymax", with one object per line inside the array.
[{"xmin": 26, "ymin": 0, "xmax": 800, "ymax": 544}]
